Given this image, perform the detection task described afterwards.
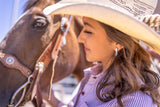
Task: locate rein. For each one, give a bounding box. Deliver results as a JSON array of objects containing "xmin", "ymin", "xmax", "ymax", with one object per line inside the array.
[{"xmin": 0, "ymin": 16, "xmax": 73, "ymax": 107}]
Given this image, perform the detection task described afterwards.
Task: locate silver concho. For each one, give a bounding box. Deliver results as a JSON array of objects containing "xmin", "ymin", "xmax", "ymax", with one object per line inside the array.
[{"xmin": 6, "ymin": 57, "xmax": 15, "ymax": 65}]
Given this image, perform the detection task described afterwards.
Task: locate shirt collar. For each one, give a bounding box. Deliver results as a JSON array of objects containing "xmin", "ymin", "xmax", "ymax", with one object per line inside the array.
[{"xmin": 83, "ymin": 63, "xmax": 103, "ymax": 77}]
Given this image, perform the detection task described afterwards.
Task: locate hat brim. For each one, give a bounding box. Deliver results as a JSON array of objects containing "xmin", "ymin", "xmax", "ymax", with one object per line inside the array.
[{"xmin": 43, "ymin": 2, "xmax": 160, "ymax": 55}]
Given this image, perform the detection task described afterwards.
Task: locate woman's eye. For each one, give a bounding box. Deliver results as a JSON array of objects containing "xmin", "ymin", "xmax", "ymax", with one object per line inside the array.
[{"xmin": 84, "ymin": 30, "xmax": 92, "ymax": 34}]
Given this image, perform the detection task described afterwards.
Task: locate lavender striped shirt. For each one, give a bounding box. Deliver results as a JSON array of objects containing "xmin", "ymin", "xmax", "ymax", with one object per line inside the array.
[{"xmin": 60, "ymin": 66, "xmax": 157, "ymax": 107}]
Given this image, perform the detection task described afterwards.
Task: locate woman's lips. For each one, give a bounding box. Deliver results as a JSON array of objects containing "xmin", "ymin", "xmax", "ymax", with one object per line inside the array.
[{"xmin": 84, "ymin": 47, "xmax": 90, "ymax": 51}]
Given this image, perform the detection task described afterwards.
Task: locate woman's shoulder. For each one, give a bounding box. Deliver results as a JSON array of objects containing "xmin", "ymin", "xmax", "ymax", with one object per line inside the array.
[{"xmin": 121, "ymin": 91, "xmax": 157, "ymax": 107}]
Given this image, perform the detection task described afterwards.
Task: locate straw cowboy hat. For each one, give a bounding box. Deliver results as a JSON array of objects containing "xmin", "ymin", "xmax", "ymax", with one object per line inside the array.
[{"xmin": 43, "ymin": 0, "xmax": 160, "ymax": 55}]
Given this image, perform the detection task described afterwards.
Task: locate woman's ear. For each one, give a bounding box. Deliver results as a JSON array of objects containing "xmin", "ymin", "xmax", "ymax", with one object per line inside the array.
[{"xmin": 115, "ymin": 43, "xmax": 124, "ymax": 51}]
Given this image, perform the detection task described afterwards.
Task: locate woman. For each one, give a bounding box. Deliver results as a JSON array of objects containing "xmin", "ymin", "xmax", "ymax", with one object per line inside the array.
[{"xmin": 44, "ymin": 0, "xmax": 160, "ymax": 106}]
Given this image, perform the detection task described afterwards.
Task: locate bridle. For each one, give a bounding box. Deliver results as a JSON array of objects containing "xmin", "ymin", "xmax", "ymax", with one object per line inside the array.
[{"xmin": 0, "ymin": 15, "xmax": 73, "ymax": 107}]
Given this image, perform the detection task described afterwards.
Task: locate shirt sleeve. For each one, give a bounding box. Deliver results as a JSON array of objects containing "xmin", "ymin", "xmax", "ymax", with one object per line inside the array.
[
  {"xmin": 97, "ymin": 91, "xmax": 157, "ymax": 107},
  {"xmin": 122, "ymin": 91, "xmax": 157, "ymax": 107}
]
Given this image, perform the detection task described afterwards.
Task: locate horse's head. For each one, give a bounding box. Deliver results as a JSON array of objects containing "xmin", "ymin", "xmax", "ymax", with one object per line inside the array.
[
  {"xmin": 1, "ymin": 0, "xmax": 60, "ymax": 69},
  {"xmin": 0, "ymin": 0, "xmax": 63, "ymax": 106}
]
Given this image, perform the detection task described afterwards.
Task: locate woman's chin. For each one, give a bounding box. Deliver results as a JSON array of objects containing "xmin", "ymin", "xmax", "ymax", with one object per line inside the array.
[{"xmin": 86, "ymin": 57, "xmax": 96, "ymax": 62}]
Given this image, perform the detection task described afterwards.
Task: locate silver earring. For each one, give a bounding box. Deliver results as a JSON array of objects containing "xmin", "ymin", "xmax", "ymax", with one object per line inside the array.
[{"xmin": 115, "ymin": 48, "xmax": 118, "ymax": 56}]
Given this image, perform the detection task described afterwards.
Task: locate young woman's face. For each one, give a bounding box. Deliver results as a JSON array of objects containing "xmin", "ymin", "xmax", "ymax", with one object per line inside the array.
[{"xmin": 78, "ymin": 17, "xmax": 117, "ymax": 63}]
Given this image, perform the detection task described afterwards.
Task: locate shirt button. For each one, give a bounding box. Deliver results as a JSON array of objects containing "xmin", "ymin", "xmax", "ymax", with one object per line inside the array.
[
  {"xmin": 82, "ymin": 91, "xmax": 85, "ymax": 95},
  {"xmin": 93, "ymin": 76, "xmax": 97, "ymax": 79}
]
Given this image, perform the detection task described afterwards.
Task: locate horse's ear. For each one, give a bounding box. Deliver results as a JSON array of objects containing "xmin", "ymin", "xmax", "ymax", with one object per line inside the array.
[
  {"xmin": 23, "ymin": 0, "xmax": 59, "ymax": 12},
  {"xmin": 54, "ymin": 0, "xmax": 61, "ymax": 3},
  {"xmin": 23, "ymin": 0, "xmax": 38, "ymax": 12}
]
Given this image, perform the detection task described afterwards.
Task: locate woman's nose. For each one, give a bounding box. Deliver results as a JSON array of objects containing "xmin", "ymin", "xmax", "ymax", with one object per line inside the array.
[{"xmin": 78, "ymin": 31, "xmax": 85, "ymax": 43}]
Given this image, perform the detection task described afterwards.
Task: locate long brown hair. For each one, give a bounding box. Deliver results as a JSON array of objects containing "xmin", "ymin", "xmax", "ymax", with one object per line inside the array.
[{"xmin": 96, "ymin": 22, "xmax": 160, "ymax": 106}]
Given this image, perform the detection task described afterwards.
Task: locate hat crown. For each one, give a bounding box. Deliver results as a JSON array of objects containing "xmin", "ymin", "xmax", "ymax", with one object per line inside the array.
[{"xmin": 61, "ymin": 0, "xmax": 158, "ymax": 16}]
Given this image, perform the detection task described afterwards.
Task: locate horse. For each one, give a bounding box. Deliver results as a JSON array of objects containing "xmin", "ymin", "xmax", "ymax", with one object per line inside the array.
[{"xmin": 0, "ymin": 0, "xmax": 92, "ymax": 106}]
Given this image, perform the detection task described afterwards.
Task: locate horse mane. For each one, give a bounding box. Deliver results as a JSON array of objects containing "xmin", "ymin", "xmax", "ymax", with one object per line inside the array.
[{"xmin": 24, "ymin": 0, "xmax": 39, "ymax": 12}]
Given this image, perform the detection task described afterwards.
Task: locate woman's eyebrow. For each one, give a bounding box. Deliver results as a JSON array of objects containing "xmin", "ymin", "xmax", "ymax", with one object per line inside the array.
[{"xmin": 84, "ymin": 22, "xmax": 94, "ymax": 28}]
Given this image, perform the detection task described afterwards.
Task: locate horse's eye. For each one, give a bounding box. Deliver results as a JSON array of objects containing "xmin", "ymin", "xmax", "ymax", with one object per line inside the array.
[{"xmin": 32, "ymin": 17, "xmax": 48, "ymax": 30}]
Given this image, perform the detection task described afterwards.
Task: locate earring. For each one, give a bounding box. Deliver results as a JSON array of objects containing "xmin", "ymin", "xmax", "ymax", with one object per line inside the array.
[{"xmin": 115, "ymin": 48, "xmax": 118, "ymax": 56}]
